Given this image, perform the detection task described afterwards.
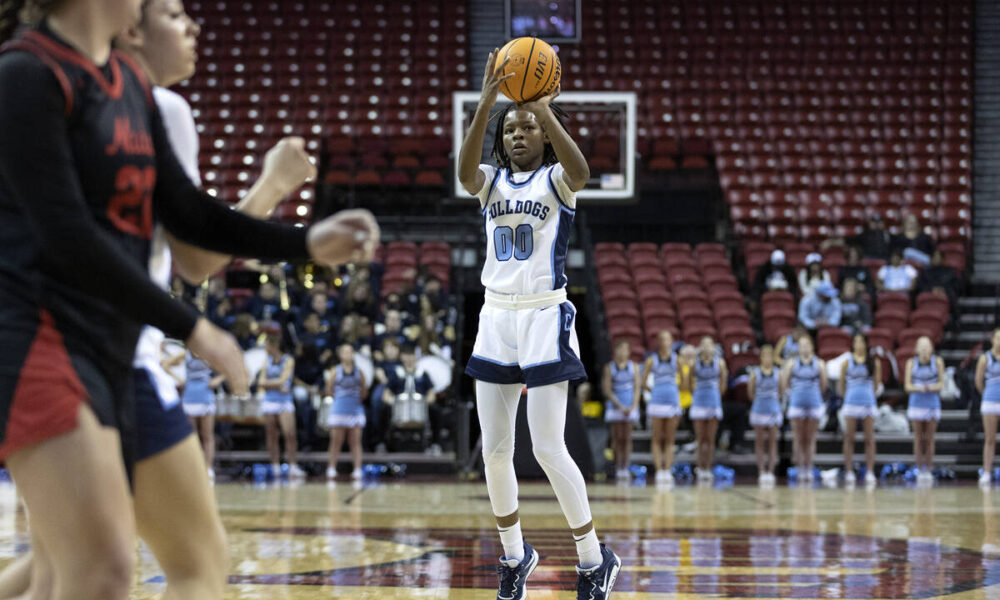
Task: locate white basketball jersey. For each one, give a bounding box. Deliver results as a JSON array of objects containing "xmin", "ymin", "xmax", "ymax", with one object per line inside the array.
[
  {"xmin": 476, "ymin": 163, "xmax": 577, "ymax": 295},
  {"xmin": 133, "ymin": 88, "xmax": 201, "ymax": 369}
]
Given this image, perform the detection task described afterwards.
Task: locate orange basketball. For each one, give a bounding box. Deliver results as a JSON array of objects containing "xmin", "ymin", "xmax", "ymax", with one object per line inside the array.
[{"xmin": 496, "ymin": 37, "xmax": 561, "ymax": 104}]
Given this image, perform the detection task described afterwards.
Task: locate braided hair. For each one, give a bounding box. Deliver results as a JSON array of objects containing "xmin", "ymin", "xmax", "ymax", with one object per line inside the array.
[{"xmin": 490, "ymin": 102, "xmax": 570, "ymax": 170}]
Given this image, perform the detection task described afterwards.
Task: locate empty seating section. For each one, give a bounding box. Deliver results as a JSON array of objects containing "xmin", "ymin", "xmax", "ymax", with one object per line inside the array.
[
  {"xmin": 566, "ymin": 0, "xmax": 972, "ymax": 245},
  {"xmin": 379, "ymin": 241, "xmax": 452, "ymax": 296},
  {"xmin": 597, "ymin": 242, "xmax": 755, "ymax": 364},
  {"xmin": 182, "ymin": 1, "xmax": 468, "ymax": 217}
]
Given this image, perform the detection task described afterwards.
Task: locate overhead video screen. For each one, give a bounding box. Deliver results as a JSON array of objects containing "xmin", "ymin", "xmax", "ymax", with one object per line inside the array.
[{"xmin": 506, "ymin": 0, "xmax": 581, "ymax": 43}]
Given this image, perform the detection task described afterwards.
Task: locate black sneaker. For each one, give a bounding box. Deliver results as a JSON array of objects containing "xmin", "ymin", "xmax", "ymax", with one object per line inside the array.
[
  {"xmin": 575, "ymin": 544, "xmax": 621, "ymax": 600},
  {"xmin": 495, "ymin": 541, "xmax": 538, "ymax": 600}
]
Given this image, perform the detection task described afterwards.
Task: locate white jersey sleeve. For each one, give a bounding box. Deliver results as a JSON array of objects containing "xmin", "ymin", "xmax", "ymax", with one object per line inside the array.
[
  {"xmin": 548, "ymin": 163, "xmax": 577, "ymax": 210},
  {"xmin": 475, "ymin": 164, "xmax": 498, "ymax": 209},
  {"xmin": 135, "ymin": 88, "xmax": 202, "ymax": 372},
  {"xmin": 153, "ymin": 87, "xmax": 201, "ymax": 186}
]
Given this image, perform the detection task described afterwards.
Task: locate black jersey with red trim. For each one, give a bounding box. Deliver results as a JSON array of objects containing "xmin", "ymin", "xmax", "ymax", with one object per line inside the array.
[
  {"xmin": 0, "ymin": 25, "xmax": 311, "ymax": 374},
  {"xmin": 0, "ymin": 28, "xmax": 164, "ymax": 371}
]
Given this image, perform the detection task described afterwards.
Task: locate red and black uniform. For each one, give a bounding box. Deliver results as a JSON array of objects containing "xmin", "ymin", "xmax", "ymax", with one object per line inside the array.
[{"xmin": 0, "ymin": 24, "xmax": 309, "ymax": 464}]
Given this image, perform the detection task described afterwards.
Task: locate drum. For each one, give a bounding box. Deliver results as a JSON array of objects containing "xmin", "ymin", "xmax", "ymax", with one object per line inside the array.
[
  {"xmin": 391, "ymin": 373, "xmax": 428, "ymax": 429},
  {"xmin": 416, "ymin": 355, "xmax": 452, "ymax": 393},
  {"xmin": 241, "ymin": 392, "xmax": 263, "ymax": 419},
  {"xmin": 391, "ymin": 392, "xmax": 428, "ymax": 429}
]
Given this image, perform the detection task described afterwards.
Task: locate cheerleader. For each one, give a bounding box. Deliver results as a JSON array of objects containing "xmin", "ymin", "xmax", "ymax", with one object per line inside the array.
[
  {"xmin": 258, "ymin": 332, "xmax": 304, "ymax": 478},
  {"xmin": 689, "ymin": 337, "xmax": 727, "ymax": 482},
  {"xmin": 325, "ymin": 343, "xmax": 368, "ymax": 481},
  {"xmin": 838, "ymin": 334, "xmax": 880, "ymax": 487},
  {"xmin": 640, "ymin": 331, "xmax": 682, "ymax": 485},
  {"xmin": 905, "ymin": 336, "xmax": 944, "ymax": 485},
  {"xmin": 179, "ymin": 351, "xmax": 222, "ymax": 478},
  {"xmin": 782, "ymin": 335, "xmax": 827, "ymax": 482},
  {"xmin": 975, "ymin": 328, "xmax": 1000, "ymax": 485},
  {"xmin": 748, "ymin": 345, "xmax": 782, "ymax": 485},
  {"xmin": 602, "ymin": 339, "xmax": 640, "ymax": 480}
]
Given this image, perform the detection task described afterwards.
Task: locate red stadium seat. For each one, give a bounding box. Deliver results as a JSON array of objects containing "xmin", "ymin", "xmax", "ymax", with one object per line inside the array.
[
  {"xmin": 877, "ymin": 293, "xmax": 911, "ymax": 316},
  {"xmin": 915, "ymin": 292, "xmax": 950, "ymax": 314},
  {"xmin": 874, "ymin": 309, "xmax": 909, "ymax": 336},
  {"xmin": 817, "ymin": 328, "xmax": 852, "ymax": 360},
  {"xmin": 897, "ymin": 328, "xmax": 934, "ymax": 350},
  {"xmin": 866, "ymin": 328, "xmax": 894, "ymax": 352}
]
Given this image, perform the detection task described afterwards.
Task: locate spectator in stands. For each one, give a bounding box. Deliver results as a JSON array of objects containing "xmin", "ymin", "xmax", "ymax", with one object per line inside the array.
[
  {"xmin": 306, "ymin": 289, "xmax": 338, "ymax": 331},
  {"xmin": 370, "ymin": 338, "xmax": 403, "ymax": 453},
  {"xmin": 248, "ymin": 281, "xmax": 285, "ymax": 323},
  {"xmin": 839, "ymin": 279, "xmax": 873, "ymax": 334},
  {"xmin": 209, "ymin": 296, "xmax": 236, "ymax": 330},
  {"xmin": 826, "ymin": 213, "xmax": 892, "ymax": 260},
  {"xmin": 416, "ymin": 312, "xmax": 455, "ymax": 361},
  {"xmin": 338, "ymin": 313, "xmax": 372, "ymax": 356},
  {"xmin": 838, "ymin": 246, "xmax": 877, "ymax": 300},
  {"xmin": 232, "ymin": 313, "xmax": 259, "ymax": 350},
  {"xmin": 877, "ymin": 250, "xmax": 918, "ymax": 293},
  {"xmin": 797, "ymin": 281, "xmax": 842, "ymax": 334},
  {"xmin": 384, "ymin": 345, "xmax": 438, "ymax": 454},
  {"xmin": 373, "ymin": 309, "xmax": 408, "ymax": 360},
  {"xmin": 750, "ymin": 249, "xmax": 799, "ymax": 308},
  {"xmin": 205, "ymin": 277, "xmax": 227, "ymax": 317},
  {"xmin": 342, "ymin": 278, "xmax": 379, "ymax": 322},
  {"xmin": 916, "ymin": 249, "xmax": 960, "ymax": 314},
  {"xmin": 293, "ymin": 311, "xmax": 330, "ymax": 451},
  {"xmin": 892, "ymin": 213, "xmax": 935, "ymax": 266},
  {"xmin": 798, "ymin": 253, "xmax": 833, "ymax": 298},
  {"xmin": 419, "ymin": 275, "xmax": 449, "ymax": 316}
]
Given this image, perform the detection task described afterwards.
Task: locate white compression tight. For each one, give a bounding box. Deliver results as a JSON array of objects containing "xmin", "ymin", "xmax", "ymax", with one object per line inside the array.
[{"xmin": 477, "ymin": 381, "xmax": 594, "ymax": 532}]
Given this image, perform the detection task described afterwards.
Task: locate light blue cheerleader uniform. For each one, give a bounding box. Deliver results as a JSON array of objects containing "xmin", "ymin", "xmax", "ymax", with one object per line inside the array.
[
  {"xmin": 981, "ymin": 351, "xmax": 1000, "ymax": 416},
  {"xmin": 749, "ymin": 367, "xmax": 783, "ymax": 427},
  {"xmin": 261, "ymin": 354, "xmax": 295, "ymax": 415},
  {"xmin": 329, "ymin": 364, "xmax": 366, "ymax": 428},
  {"xmin": 842, "ymin": 356, "xmax": 878, "ymax": 420},
  {"xmin": 647, "ymin": 352, "xmax": 681, "ymax": 419},
  {"xmin": 605, "ymin": 360, "xmax": 639, "ymax": 423},
  {"xmin": 181, "ymin": 353, "xmax": 216, "ymax": 417},
  {"xmin": 787, "ymin": 357, "xmax": 824, "ymax": 420},
  {"xmin": 907, "ymin": 356, "xmax": 941, "ymax": 422},
  {"xmin": 690, "ymin": 355, "xmax": 723, "ymax": 420}
]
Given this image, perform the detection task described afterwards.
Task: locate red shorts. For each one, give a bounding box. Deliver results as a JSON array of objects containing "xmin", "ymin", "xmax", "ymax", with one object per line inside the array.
[{"xmin": 0, "ymin": 309, "xmax": 129, "ymax": 462}]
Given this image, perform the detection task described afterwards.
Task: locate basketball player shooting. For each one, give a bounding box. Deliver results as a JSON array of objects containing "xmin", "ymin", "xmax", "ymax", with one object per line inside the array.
[{"xmin": 458, "ymin": 45, "xmax": 622, "ymax": 600}]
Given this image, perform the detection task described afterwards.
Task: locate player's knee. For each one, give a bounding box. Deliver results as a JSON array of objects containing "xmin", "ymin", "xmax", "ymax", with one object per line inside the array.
[
  {"xmin": 71, "ymin": 543, "xmax": 133, "ymax": 600},
  {"xmin": 482, "ymin": 438, "xmax": 514, "ymax": 468},
  {"xmin": 532, "ymin": 439, "xmax": 567, "ymax": 467}
]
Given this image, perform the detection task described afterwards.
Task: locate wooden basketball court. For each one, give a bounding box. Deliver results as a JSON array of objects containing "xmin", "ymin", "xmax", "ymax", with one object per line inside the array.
[{"xmin": 0, "ymin": 480, "xmax": 997, "ymax": 599}]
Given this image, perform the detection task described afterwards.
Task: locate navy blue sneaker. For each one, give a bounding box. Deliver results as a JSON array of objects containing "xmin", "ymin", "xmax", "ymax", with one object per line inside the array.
[
  {"xmin": 575, "ymin": 544, "xmax": 621, "ymax": 600},
  {"xmin": 495, "ymin": 541, "xmax": 538, "ymax": 600}
]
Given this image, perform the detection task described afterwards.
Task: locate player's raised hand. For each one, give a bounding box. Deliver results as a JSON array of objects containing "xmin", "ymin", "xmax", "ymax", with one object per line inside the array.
[
  {"xmin": 261, "ymin": 136, "xmax": 317, "ymax": 198},
  {"xmin": 307, "ymin": 208, "xmax": 380, "ymax": 267},
  {"xmin": 480, "ymin": 48, "xmax": 514, "ymax": 108},
  {"xmin": 186, "ymin": 318, "xmax": 249, "ymax": 396},
  {"xmin": 520, "ymin": 83, "xmax": 561, "ymax": 115}
]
